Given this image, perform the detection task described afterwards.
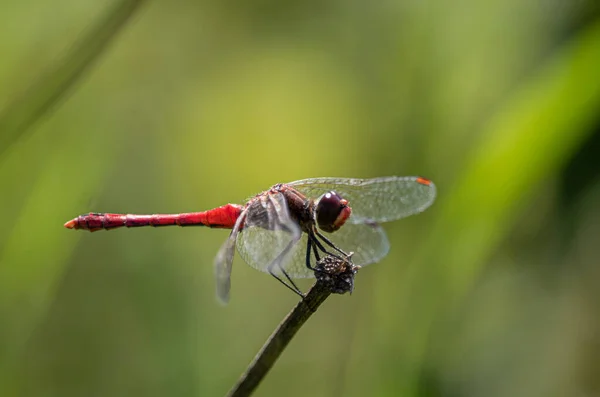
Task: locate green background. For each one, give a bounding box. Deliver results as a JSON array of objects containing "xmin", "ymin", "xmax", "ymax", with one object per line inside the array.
[{"xmin": 1, "ymin": 0, "xmax": 600, "ymax": 396}]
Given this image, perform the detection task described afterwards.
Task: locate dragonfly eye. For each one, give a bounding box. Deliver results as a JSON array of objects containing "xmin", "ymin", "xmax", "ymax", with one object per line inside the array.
[{"xmin": 316, "ymin": 191, "xmax": 352, "ymax": 233}]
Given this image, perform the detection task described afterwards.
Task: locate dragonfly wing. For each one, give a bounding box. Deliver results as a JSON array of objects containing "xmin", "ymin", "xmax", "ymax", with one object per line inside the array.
[
  {"xmin": 323, "ymin": 222, "xmax": 390, "ymax": 268},
  {"xmin": 236, "ymin": 193, "xmax": 302, "ymax": 278},
  {"xmin": 289, "ymin": 176, "xmax": 436, "ymax": 224},
  {"xmin": 278, "ymin": 221, "xmax": 390, "ymax": 279},
  {"xmin": 214, "ymin": 210, "xmax": 246, "ymax": 304}
]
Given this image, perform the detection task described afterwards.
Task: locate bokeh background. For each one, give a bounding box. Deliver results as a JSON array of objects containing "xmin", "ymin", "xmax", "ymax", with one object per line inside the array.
[{"xmin": 1, "ymin": 0, "xmax": 600, "ymax": 396}]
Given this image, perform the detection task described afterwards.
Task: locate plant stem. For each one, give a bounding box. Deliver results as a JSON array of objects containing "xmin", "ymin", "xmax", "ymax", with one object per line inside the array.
[{"xmin": 226, "ymin": 282, "xmax": 331, "ymax": 397}]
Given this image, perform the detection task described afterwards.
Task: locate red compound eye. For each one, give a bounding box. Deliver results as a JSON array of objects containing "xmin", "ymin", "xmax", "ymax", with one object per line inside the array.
[{"xmin": 316, "ymin": 191, "xmax": 351, "ymax": 233}]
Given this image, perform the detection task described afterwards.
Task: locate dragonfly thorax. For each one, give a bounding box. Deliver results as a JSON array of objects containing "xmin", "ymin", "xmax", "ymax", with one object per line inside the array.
[{"xmin": 315, "ymin": 191, "xmax": 352, "ymax": 233}]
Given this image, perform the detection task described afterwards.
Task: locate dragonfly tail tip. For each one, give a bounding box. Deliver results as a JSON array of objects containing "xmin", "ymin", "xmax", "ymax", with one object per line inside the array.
[{"xmin": 64, "ymin": 219, "xmax": 77, "ymax": 229}]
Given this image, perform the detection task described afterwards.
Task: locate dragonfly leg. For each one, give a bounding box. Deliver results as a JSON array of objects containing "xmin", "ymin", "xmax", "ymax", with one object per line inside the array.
[
  {"xmin": 267, "ymin": 238, "xmax": 304, "ymax": 298},
  {"xmin": 304, "ymin": 237, "xmax": 320, "ymax": 271},
  {"xmin": 314, "ymin": 229, "xmax": 348, "ymax": 257},
  {"xmin": 305, "ymin": 238, "xmax": 314, "ymax": 269},
  {"xmin": 268, "ymin": 270, "xmax": 304, "ymax": 298},
  {"xmin": 311, "ymin": 231, "xmax": 343, "ymax": 259},
  {"xmin": 306, "ymin": 235, "xmax": 332, "ymax": 277},
  {"xmin": 311, "ymin": 235, "xmax": 321, "ymax": 262}
]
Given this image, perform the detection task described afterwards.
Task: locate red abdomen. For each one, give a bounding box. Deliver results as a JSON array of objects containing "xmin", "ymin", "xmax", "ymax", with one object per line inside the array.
[{"xmin": 64, "ymin": 204, "xmax": 243, "ymax": 232}]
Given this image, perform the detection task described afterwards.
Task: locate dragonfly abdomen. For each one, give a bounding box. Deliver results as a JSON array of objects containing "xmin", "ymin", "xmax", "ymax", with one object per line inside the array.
[{"xmin": 64, "ymin": 204, "xmax": 243, "ymax": 232}]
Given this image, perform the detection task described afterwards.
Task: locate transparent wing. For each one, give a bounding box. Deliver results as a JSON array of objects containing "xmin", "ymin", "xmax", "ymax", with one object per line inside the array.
[
  {"xmin": 270, "ymin": 222, "xmax": 390, "ymax": 279},
  {"xmin": 235, "ymin": 193, "xmax": 302, "ymax": 277},
  {"xmin": 214, "ymin": 211, "xmax": 246, "ymax": 304},
  {"xmin": 289, "ymin": 176, "xmax": 436, "ymax": 224}
]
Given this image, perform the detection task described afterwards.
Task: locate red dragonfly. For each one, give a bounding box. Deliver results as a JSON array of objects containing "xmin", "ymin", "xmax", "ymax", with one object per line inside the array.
[{"xmin": 65, "ymin": 176, "xmax": 436, "ymax": 302}]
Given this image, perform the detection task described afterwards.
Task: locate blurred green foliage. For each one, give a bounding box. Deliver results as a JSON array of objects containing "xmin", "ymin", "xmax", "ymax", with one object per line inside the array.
[{"xmin": 1, "ymin": 0, "xmax": 600, "ymax": 396}]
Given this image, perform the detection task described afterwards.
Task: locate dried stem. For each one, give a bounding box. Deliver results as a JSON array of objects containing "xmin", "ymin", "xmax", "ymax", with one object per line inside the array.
[{"xmin": 226, "ymin": 282, "xmax": 332, "ymax": 397}]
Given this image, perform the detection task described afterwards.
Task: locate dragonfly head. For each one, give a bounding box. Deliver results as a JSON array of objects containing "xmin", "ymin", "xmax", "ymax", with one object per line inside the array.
[{"xmin": 315, "ymin": 191, "xmax": 352, "ymax": 233}]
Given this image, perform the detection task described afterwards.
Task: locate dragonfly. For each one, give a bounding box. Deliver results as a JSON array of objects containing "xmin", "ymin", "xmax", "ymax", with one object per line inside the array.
[{"xmin": 64, "ymin": 176, "xmax": 436, "ymax": 302}]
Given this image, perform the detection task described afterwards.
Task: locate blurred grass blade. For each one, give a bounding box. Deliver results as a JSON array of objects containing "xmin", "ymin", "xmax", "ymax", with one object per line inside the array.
[
  {"xmin": 431, "ymin": 19, "xmax": 600, "ymax": 295},
  {"xmin": 380, "ymin": 18, "xmax": 600, "ymax": 395},
  {"xmin": 0, "ymin": 0, "xmax": 147, "ymax": 158}
]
